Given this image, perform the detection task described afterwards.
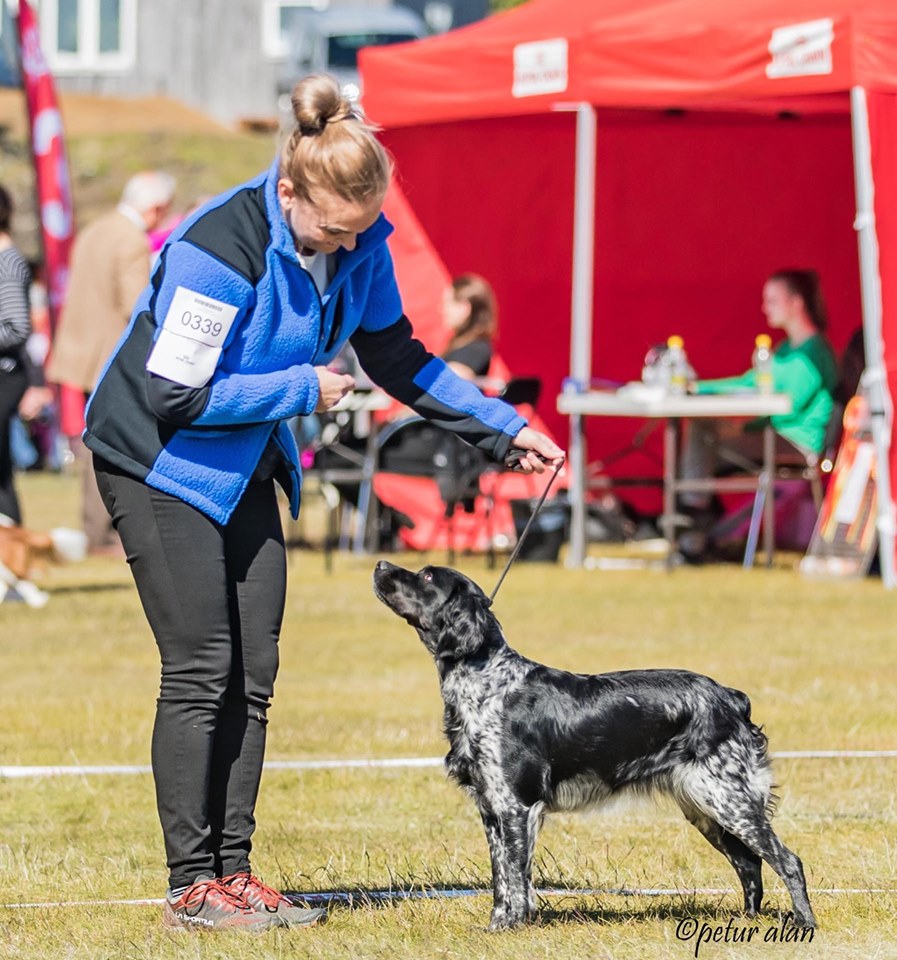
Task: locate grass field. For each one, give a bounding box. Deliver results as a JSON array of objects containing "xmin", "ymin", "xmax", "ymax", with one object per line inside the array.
[{"xmin": 1, "ymin": 471, "xmax": 896, "ymax": 959}]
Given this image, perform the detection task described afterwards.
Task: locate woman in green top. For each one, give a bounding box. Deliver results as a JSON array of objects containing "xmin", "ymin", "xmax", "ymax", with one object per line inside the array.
[{"xmin": 679, "ymin": 269, "xmax": 838, "ymax": 559}]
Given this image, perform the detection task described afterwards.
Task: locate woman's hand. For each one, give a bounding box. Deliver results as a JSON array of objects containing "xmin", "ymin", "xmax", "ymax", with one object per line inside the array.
[
  {"xmin": 508, "ymin": 427, "xmax": 565, "ymax": 474},
  {"xmin": 18, "ymin": 385, "xmax": 55, "ymax": 422},
  {"xmin": 314, "ymin": 366, "xmax": 356, "ymax": 412}
]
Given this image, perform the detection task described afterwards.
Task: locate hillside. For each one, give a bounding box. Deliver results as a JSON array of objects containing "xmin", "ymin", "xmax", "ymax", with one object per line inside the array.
[{"xmin": 0, "ymin": 89, "xmax": 279, "ymax": 260}]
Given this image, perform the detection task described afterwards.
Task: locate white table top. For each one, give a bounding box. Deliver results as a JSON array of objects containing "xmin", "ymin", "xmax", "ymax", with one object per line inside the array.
[{"xmin": 556, "ymin": 386, "xmax": 793, "ymax": 419}]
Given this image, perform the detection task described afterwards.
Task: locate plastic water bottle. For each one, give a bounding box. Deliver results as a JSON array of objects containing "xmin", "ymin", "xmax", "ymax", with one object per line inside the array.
[
  {"xmin": 752, "ymin": 334, "xmax": 773, "ymax": 395},
  {"xmin": 665, "ymin": 335, "xmax": 688, "ymax": 395}
]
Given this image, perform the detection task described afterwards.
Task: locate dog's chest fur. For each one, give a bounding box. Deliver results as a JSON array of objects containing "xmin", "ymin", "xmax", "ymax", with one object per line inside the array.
[{"xmin": 439, "ymin": 649, "xmax": 529, "ymax": 793}]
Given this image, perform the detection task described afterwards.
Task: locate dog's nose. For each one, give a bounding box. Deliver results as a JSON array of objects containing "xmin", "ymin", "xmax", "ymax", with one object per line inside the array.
[{"xmin": 375, "ymin": 560, "xmax": 393, "ymax": 574}]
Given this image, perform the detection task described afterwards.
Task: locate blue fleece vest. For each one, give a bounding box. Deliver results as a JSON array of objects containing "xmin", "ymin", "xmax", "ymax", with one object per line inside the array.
[{"xmin": 86, "ymin": 159, "xmax": 403, "ymax": 524}]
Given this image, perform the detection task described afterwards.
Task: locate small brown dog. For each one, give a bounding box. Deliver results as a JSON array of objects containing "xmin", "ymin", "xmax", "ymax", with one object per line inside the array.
[{"xmin": 0, "ymin": 523, "xmax": 87, "ymax": 606}]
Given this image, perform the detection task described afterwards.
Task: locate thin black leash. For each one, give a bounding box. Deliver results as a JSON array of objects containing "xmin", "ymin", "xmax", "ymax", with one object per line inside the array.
[{"xmin": 490, "ymin": 456, "xmax": 565, "ymax": 601}]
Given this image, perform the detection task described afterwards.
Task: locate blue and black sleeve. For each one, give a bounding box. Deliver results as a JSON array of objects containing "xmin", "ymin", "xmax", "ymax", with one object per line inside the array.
[{"xmin": 350, "ymin": 315, "xmax": 526, "ymax": 462}]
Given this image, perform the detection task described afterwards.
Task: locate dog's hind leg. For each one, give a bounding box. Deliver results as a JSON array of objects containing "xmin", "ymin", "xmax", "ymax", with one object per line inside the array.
[
  {"xmin": 478, "ymin": 801, "xmax": 536, "ymax": 930},
  {"xmin": 677, "ymin": 800, "xmax": 763, "ymax": 915},
  {"xmin": 726, "ymin": 818, "xmax": 814, "ymax": 929},
  {"xmin": 680, "ymin": 769, "xmax": 815, "ymax": 928}
]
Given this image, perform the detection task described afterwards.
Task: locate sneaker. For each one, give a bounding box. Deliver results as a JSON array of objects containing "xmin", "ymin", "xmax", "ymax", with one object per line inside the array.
[
  {"xmin": 163, "ymin": 875, "xmax": 283, "ymax": 932},
  {"xmin": 220, "ymin": 873, "xmax": 326, "ymax": 928}
]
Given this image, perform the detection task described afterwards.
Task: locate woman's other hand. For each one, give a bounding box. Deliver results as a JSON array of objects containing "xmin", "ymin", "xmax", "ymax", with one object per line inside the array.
[
  {"xmin": 509, "ymin": 427, "xmax": 565, "ymax": 474},
  {"xmin": 314, "ymin": 366, "xmax": 356, "ymax": 412}
]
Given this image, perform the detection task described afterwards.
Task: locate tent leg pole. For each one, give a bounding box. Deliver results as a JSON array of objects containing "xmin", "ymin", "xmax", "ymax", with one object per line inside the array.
[
  {"xmin": 850, "ymin": 86, "xmax": 896, "ymax": 588},
  {"xmin": 568, "ymin": 412, "xmax": 586, "ymax": 566},
  {"xmin": 565, "ymin": 102, "xmax": 596, "ymax": 568}
]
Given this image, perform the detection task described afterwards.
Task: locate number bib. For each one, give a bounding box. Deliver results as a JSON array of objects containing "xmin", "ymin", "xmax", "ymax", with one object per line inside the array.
[{"xmin": 146, "ymin": 286, "xmax": 240, "ymax": 388}]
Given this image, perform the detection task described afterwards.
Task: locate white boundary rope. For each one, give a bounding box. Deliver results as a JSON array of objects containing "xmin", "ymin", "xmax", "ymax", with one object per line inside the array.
[
  {"xmin": 0, "ymin": 757, "xmax": 444, "ymax": 779},
  {"xmin": 4, "ymin": 886, "xmax": 892, "ymax": 911},
  {"xmin": 2, "ymin": 751, "xmax": 896, "ymax": 779}
]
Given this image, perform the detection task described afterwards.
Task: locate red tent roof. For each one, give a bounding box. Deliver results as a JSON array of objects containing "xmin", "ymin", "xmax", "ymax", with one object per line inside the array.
[{"xmin": 361, "ymin": 0, "xmax": 897, "ymax": 127}]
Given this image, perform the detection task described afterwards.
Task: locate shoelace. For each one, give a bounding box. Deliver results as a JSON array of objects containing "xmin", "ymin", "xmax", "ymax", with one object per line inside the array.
[
  {"xmin": 180, "ymin": 878, "xmax": 252, "ymax": 915},
  {"xmin": 221, "ymin": 873, "xmax": 288, "ymax": 912}
]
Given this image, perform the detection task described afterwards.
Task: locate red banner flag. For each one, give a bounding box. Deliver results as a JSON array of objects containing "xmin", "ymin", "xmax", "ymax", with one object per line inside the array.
[
  {"xmin": 16, "ymin": 0, "xmax": 73, "ymax": 328},
  {"xmin": 16, "ymin": 0, "xmax": 83, "ymax": 436}
]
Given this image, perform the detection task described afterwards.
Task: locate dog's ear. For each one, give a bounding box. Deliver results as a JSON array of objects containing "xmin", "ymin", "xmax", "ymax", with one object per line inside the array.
[{"xmin": 434, "ymin": 585, "xmax": 494, "ymax": 663}]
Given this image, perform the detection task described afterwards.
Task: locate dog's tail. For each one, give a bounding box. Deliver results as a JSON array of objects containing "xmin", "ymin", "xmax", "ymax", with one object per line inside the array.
[{"xmin": 749, "ymin": 722, "xmax": 780, "ymax": 818}]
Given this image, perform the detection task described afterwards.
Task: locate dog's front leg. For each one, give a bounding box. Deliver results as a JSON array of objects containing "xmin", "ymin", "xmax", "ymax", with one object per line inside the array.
[
  {"xmin": 479, "ymin": 805, "xmax": 512, "ymax": 929},
  {"xmin": 479, "ymin": 802, "xmax": 533, "ymax": 930}
]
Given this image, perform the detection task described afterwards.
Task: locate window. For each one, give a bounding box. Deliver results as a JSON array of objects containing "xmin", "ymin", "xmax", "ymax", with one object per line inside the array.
[
  {"xmin": 99, "ymin": 0, "xmax": 121, "ymax": 53},
  {"xmin": 0, "ymin": 3, "xmax": 18, "ymax": 87},
  {"xmin": 326, "ymin": 31, "xmax": 422, "ymax": 70},
  {"xmin": 262, "ymin": 0, "xmax": 328, "ymax": 59},
  {"xmin": 57, "ymin": 0, "xmax": 79, "ymax": 53},
  {"xmin": 39, "ymin": 0, "xmax": 136, "ymax": 72}
]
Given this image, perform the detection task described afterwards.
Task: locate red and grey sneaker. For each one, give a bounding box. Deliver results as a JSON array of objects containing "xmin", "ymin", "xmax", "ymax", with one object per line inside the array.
[
  {"xmin": 220, "ymin": 873, "xmax": 326, "ymax": 928},
  {"xmin": 163, "ymin": 875, "xmax": 283, "ymax": 932}
]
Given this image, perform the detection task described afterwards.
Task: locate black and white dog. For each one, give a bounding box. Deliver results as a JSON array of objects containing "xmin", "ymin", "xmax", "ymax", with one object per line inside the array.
[{"xmin": 373, "ymin": 561, "xmax": 815, "ymax": 931}]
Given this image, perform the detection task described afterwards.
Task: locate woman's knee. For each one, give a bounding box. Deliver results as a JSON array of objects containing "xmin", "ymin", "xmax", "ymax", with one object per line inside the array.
[{"xmin": 159, "ymin": 647, "xmax": 234, "ymax": 704}]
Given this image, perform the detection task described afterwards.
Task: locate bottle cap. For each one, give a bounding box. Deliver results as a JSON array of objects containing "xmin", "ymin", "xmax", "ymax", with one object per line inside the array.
[
  {"xmin": 667, "ymin": 335, "xmax": 684, "ymax": 349},
  {"xmin": 755, "ymin": 334, "xmax": 772, "ymax": 348}
]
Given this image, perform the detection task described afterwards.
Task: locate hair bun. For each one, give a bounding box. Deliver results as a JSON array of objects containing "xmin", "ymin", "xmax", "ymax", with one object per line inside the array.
[{"xmin": 291, "ymin": 74, "xmax": 354, "ymax": 136}]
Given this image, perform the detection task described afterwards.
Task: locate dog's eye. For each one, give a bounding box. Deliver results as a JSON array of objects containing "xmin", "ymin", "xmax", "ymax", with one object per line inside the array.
[{"xmin": 421, "ymin": 571, "xmax": 433, "ymax": 582}]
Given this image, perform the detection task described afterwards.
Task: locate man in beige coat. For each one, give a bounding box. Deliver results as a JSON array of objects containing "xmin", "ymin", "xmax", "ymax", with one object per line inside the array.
[{"xmin": 48, "ymin": 171, "xmax": 175, "ymax": 553}]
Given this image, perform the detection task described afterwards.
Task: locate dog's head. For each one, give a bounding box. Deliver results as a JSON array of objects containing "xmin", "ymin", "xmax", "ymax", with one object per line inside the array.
[{"xmin": 373, "ymin": 560, "xmax": 499, "ymax": 664}]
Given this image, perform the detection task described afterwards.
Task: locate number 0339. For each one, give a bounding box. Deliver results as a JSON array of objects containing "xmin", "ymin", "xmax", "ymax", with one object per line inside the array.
[{"xmin": 181, "ymin": 311, "xmax": 223, "ymax": 339}]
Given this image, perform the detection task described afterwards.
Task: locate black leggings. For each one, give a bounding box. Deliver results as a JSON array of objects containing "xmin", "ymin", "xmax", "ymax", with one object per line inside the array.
[
  {"xmin": 0, "ymin": 367, "xmax": 27, "ymax": 523},
  {"xmin": 94, "ymin": 456, "xmax": 286, "ymax": 889}
]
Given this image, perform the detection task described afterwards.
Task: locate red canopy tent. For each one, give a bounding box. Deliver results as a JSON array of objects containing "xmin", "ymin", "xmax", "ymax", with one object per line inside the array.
[{"xmin": 361, "ymin": 0, "xmax": 897, "ymax": 582}]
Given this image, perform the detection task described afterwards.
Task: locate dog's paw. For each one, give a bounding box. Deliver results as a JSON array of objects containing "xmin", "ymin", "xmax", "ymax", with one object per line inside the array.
[{"xmin": 488, "ymin": 911, "xmax": 528, "ymax": 932}]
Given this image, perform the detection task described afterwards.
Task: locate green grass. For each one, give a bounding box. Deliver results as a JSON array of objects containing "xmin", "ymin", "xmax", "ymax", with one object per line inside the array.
[{"xmin": 2, "ymin": 471, "xmax": 896, "ymax": 959}]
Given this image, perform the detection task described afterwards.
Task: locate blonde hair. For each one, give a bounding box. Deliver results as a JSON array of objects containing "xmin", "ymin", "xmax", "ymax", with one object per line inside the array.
[{"xmin": 280, "ymin": 75, "xmax": 392, "ymax": 205}]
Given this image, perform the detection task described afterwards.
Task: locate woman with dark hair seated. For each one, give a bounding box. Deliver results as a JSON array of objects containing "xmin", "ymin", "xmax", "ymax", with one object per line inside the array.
[
  {"xmin": 679, "ymin": 269, "xmax": 838, "ymax": 559},
  {"xmin": 441, "ymin": 273, "xmax": 497, "ymax": 381}
]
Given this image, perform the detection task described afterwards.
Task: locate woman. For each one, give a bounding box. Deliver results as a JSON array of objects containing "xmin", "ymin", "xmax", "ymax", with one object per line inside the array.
[
  {"xmin": 85, "ymin": 75, "xmax": 562, "ymax": 932},
  {"xmin": 441, "ymin": 273, "xmax": 497, "ymax": 381},
  {"xmin": 0, "ymin": 185, "xmax": 32, "ymax": 526},
  {"xmin": 679, "ymin": 268, "xmax": 838, "ymax": 559}
]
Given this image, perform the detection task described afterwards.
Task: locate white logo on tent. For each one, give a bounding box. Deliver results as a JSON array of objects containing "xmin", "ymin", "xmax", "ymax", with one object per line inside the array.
[
  {"xmin": 513, "ymin": 38, "xmax": 568, "ymax": 98},
  {"xmin": 766, "ymin": 18, "xmax": 834, "ymax": 79}
]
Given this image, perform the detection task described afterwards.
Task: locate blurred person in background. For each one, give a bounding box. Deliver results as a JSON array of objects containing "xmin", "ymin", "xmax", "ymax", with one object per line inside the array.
[
  {"xmin": 84, "ymin": 74, "xmax": 562, "ymax": 932},
  {"xmin": 47, "ymin": 170, "xmax": 176, "ymax": 555},
  {"xmin": 441, "ymin": 273, "xmax": 497, "ymax": 382},
  {"xmin": 0, "ymin": 184, "xmax": 35, "ymax": 526},
  {"xmin": 13, "ymin": 261, "xmax": 58, "ymax": 472}
]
